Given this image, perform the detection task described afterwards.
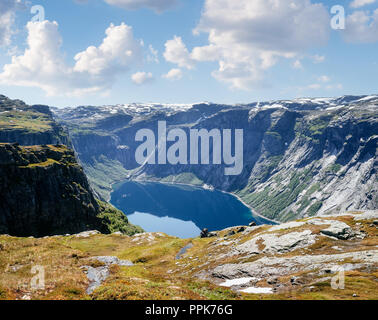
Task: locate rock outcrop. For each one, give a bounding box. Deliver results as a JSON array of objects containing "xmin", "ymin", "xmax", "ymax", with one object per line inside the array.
[
  {"xmin": 0, "ymin": 143, "xmax": 142, "ymax": 237},
  {"xmin": 82, "ymin": 256, "xmax": 134, "ymax": 294},
  {"xmin": 198, "ymin": 211, "xmax": 378, "ymax": 295}
]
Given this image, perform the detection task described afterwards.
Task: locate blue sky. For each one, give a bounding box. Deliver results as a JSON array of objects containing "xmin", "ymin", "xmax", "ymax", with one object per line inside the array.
[{"xmin": 0, "ymin": 0, "xmax": 377, "ymax": 107}]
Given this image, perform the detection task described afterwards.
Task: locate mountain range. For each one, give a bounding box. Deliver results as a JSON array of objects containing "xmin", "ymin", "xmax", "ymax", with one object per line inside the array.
[
  {"xmin": 0, "ymin": 93, "xmax": 377, "ymax": 300},
  {"xmin": 52, "ymin": 95, "xmax": 378, "ymax": 222}
]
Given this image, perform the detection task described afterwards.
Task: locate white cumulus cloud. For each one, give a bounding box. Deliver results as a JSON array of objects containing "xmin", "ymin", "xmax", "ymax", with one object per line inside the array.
[
  {"xmin": 0, "ymin": 21, "xmax": 144, "ymax": 96},
  {"xmin": 350, "ymin": 0, "xmax": 376, "ymax": 8},
  {"xmin": 318, "ymin": 75, "xmax": 330, "ymax": 82},
  {"xmin": 0, "ymin": 0, "xmax": 25, "ymax": 46},
  {"xmin": 311, "ymin": 54, "xmax": 326, "ymax": 63},
  {"xmin": 131, "ymin": 71, "xmax": 153, "ymax": 85},
  {"xmin": 306, "ymin": 77, "xmax": 342, "ymax": 91},
  {"xmin": 147, "ymin": 44, "xmax": 159, "ymax": 63},
  {"xmin": 293, "ymin": 60, "xmax": 303, "ymax": 69},
  {"xmin": 163, "ymin": 36, "xmax": 195, "ymax": 70},
  {"xmin": 162, "ymin": 68, "xmax": 182, "ymax": 81},
  {"xmin": 185, "ymin": 0, "xmax": 330, "ymax": 90},
  {"xmin": 74, "ymin": 23, "xmax": 142, "ymax": 76},
  {"xmin": 343, "ymin": 9, "xmax": 378, "ymax": 43}
]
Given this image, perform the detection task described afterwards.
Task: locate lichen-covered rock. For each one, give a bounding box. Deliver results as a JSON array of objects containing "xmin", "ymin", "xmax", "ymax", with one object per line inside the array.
[
  {"xmin": 92, "ymin": 256, "xmax": 133, "ymax": 266},
  {"xmin": 83, "ymin": 256, "xmax": 133, "ymax": 294},
  {"xmin": 74, "ymin": 230, "xmax": 101, "ymax": 238},
  {"xmin": 211, "ymin": 250, "xmax": 378, "ymax": 281},
  {"xmin": 320, "ymin": 221, "xmax": 355, "ymax": 240},
  {"xmin": 236, "ymin": 230, "xmax": 317, "ymax": 255}
]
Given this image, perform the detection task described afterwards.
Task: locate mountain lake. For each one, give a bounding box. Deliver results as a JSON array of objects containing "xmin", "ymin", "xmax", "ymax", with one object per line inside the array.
[{"xmin": 110, "ymin": 181, "xmax": 275, "ymax": 238}]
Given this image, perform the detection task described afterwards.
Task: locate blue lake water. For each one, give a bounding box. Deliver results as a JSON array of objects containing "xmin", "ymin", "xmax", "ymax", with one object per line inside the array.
[{"xmin": 110, "ymin": 181, "xmax": 274, "ymax": 238}]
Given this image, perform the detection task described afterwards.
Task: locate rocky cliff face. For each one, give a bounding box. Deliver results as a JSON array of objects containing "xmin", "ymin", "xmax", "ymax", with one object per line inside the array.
[
  {"xmin": 0, "ymin": 95, "xmax": 142, "ymax": 237},
  {"xmin": 0, "ymin": 143, "xmax": 142, "ymax": 237},
  {"xmin": 0, "ymin": 143, "xmax": 101, "ymax": 236},
  {"xmin": 53, "ymin": 96, "xmax": 378, "ymax": 221}
]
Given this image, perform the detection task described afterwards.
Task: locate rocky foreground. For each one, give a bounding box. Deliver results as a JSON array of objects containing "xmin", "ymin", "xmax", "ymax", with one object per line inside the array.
[{"xmin": 0, "ymin": 210, "xmax": 377, "ymax": 300}]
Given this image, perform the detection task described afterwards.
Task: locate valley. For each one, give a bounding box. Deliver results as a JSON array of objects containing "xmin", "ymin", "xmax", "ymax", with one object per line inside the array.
[
  {"xmin": 0, "ymin": 93, "xmax": 377, "ymax": 300},
  {"xmin": 53, "ymin": 95, "xmax": 378, "ymax": 222},
  {"xmin": 1, "ymin": 0, "xmax": 377, "ymax": 303}
]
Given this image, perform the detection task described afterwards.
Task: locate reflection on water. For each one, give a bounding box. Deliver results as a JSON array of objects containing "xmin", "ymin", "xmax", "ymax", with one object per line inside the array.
[
  {"xmin": 126, "ymin": 212, "xmax": 201, "ymax": 238},
  {"xmin": 110, "ymin": 181, "xmax": 274, "ymax": 238}
]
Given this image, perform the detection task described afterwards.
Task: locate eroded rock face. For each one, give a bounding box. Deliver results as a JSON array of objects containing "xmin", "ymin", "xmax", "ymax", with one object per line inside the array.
[
  {"xmin": 0, "ymin": 144, "xmax": 112, "ymax": 237},
  {"xmin": 74, "ymin": 230, "xmax": 101, "ymax": 238},
  {"xmin": 94, "ymin": 256, "xmax": 134, "ymax": 267},
  {"xmin": 353, "ymin": 211, "xmax": 378, "ymax": 221},
  {"xmin": 85, "ymin": 266, "xmax": 110, "ymax": 295}
]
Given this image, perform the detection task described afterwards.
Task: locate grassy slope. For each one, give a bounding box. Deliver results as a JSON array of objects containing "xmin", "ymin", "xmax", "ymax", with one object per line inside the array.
[
  {"xmin": 83, "ymin": 156, "xmax": 130, "ymax": 201},
  {"xmin": 0, "ymin": 213, "xmax": 376, "ymax": 300},
  {"xmin": 0, "ymin": 109, "xmax": 53, "ymax": 133},
  {"xmin": 0, "ymin": 97, "xmax": 66, "ymax": 140}
]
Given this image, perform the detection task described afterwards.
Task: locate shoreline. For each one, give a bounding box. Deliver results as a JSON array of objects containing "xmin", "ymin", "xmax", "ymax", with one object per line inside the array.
[
  {"xmin": 110, "ymin": 178, "xmax": 280, "ymax": 226},
  {"xmin": 227, "ymin": 192, "xmax": 280, "ymax": 225}
]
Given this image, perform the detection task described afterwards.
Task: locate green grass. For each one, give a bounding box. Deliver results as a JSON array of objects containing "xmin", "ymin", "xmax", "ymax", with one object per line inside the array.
[
  {"xmin": 83, "ymin": 156, "xmax": 130, "ymax": 200},
  {"xmin": 307, "ymin": 115, "xmax": 333, "ymax": 137},
  {"xmin": 326, "ymin": 163, "xmax": 342, "ymax": 174},
  {"xmin": 187, "ymin": 282, "xmax": 239, "ymax": 300},
  {"xmin": 265, "ymin": 131, "xmax": 282, "ymax": 140},
  {"xmin": 0, "ymin": 286, "xmax": 8, "ymax": 299},
  {"xmin": 96, "ymin": 200, "xmax": 144, "ymax": 236},
  {"xmin": 306, "ymin": 201, "xmax": 323, "ymax": 216},
  {"xmin": 240, "ymin": 167, "xmax": 315, "ymax": 220},
  {"xmin": 0, "ymin": 110, "xmax": 53, "ymax": 133},
  {"xmin": 0, "ymin": 214, "xmax": 377, "ymax": 300},
  {"xmin": 20, "ymin": 158, "xmax": 59, "ymax": 168}
]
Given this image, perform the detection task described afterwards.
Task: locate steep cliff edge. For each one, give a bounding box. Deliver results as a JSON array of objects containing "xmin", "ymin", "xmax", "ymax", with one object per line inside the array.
[{"xmin": 0, "ymin": 143, "xmax": 142, "ymax": 237}]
